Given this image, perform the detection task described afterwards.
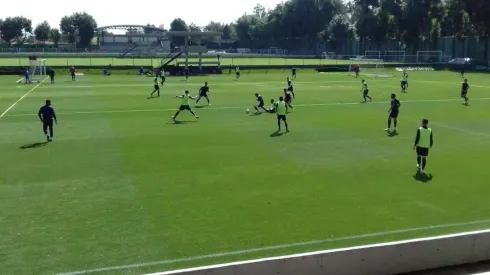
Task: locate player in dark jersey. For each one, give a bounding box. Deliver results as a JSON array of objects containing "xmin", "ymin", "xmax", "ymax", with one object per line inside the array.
[
  {"xmin": 184, "ymin": 67, "xmax": 189, "ymax": 80},
  {"xmin": 292, "ymin": 67, "xmax": 297, "ymax": 79},
  {"xmin": 461, "ymin": 78, "xmax": 469, "ymax": 105},
  {"xmin": 460, "ymin": 65, "xmax": 465, "ymax": 78},
  {"xmin": 360, "ymin": 80, "xmax": 372, "ymax": 102},
  {"xmin": 287, "ymin": 77, "xmax": 295, "ymax": 98},
  {"xmin": 196, "ymin": 82, "xmax": 211, "ymax": 106},
  {"xmin": 284, "ymin": 88, "xmax": 294, "ymax": 110},
  {"xmin": 385, "ymin": 93, "xmax": 401, "ymax": 133},
  {"xmin": 253, "ymin": 93, "xmax": 267, "ymax": 113},
  {"xmin": 38, "ymin": 99, "xmax": 58, "ymax": 142},
  {"xmin": 151, "ymin": 77, "xmax": 160, "ymax": 97}
]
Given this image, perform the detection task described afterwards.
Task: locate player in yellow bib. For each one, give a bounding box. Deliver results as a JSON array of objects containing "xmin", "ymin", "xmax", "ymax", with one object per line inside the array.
[
  {"xmin": 400, "ymin": 73, "xmax": 408, "ymax": 93},
  {"xmin": 276, "ymin": 96, "xmax": 289, "ymax": 132},
  {"xmin": 413, "ymin": 119, "xmax": 433, "ymax": 174},
  {"xmin": 172, "ymin": 90, "xmax": 199, "ymax": 121}
]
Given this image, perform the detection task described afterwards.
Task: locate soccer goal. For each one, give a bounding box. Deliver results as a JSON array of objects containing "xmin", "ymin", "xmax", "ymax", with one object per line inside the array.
[
  {"xmin": 365, "ymin": 51, "xmax": 381, "ymax": 60},
  {"xmin": 384, "ymin": 51, "xmax": 406, "ymax": 62},
  {"xmin": 17, "ymin": 58, "xmax": 47, "ymax": 83},
  {"xmin": 349, "ymin": 58, "xmax": 395, "ymax": 78},
  {"xmin": 416, "ymin": 51, "xmax": 442, "ymax": 63}
]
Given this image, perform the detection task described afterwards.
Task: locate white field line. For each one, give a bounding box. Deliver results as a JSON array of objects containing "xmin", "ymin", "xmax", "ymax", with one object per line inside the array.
[
  {"xmin": 57, "ymin": 218, "xmax": 490, "ymax": 275},
  {"xmin": 0, "ymin": 77, "xmax": 48, "ymax": 118},
  {"xmin": 5, "ymin": 97, "xmax": 490, "ymax": 118}
]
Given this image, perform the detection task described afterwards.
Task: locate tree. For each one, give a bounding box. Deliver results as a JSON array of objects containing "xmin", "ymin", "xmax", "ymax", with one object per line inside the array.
[
  {"xmin": 0, "ymin": 16, "xmax": 32, "ymax": 45},
  {"xmin": 34, "ymin": 21, "xmax": 51, "ymax": 43},
  {"xmin": 222, "ymin": 24, "xmax": 232, "ymax": 40},
  {"xmin": 204, "ymin": 21, "xmax": 224, "ymax": 32},
  {"xmin": 465, "ymin": 0, "xmax": 490, "ymax": 59},
  {"xmin": 144, "ymin": 23, "xmax": 156, "ymax": 34},
  {"xmin": 325, "ymin": 14, "xmax": 355, "ymax": 51},
  {"xmin": 169, "ymin": 18, "xmax": 189, "ymax": 45},
  {"xmin": 60, "ymin": 12, "xmax": 97, "ymax": 47},
  {"xmin": 189, "ymin": 23, "xmax": 202, "ymax": 32},
  {"xmin": 49, "ymin": 28, "xmax": 61, "ymax": 48}
]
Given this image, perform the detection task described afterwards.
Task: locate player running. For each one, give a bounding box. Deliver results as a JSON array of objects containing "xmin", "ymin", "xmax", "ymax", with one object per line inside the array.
[
  {"xmin": 159, "ymin": 69, "xmax": 166, "ymax": 85},
  {"xmin": 292, "ymin": 67, "xmax": 297, "ymax": 79},
  {"xmin": 284, "ymin": 88, "xmax": 294, "ymax": 110},
  {"xmin": 360, "ymin": 80, "xmax": 372, "ymax": 102},
  {"xmin": 236, "ymin": 66, "xmax": 240, "ymax": 80},
  {"xmin": 460, "ymin": 65, "xmax": 465, "ymax": 78},
  {"xmin": 172, "ymin": 90, "xmax": 199, "ymax": 121},
  {"xmin": 413, "ymin": 119, "xmax": 433, "ymax": 174},
  {"xmin": 287, "ymin": 77, "xmax": 295, "ymax": 98},
  {"xmin": 69, "ymin": 66, "xmax": 76, "ymax": 81},
  {"xmin": 196, "ymin": 82, "xmax": 211, "ymax": 106},
  {"xmin": 353, "ymin": 64, "xmax": 360, "ymax": 78},
  {"xmin": 400, "ymin": 72, "xmax": 408, "ymax": 93},
  {"xmin": 276, "ymin": 96, "xmax": 289, "ymax": 132},
  {"xmin": 385, "ymin": 93, "xmax": 401, "ymax": 133},
  {"xmin": 461, "ymin": 78, "xmax": 469, "ymax": 105},
  {"xmin": 253, "ymin": 93, "xmax": 267, "ymax": 113},
  {"xmin": 38, "ymin": 99, "xmax": 58, "ymax": 142},
  {"xmin": 151, "ymin": 77, "xmax": 160, "ymax": 97},
  {"xmin": 403, "ymin": 70, "xmax": 409, "ymax": 88}
]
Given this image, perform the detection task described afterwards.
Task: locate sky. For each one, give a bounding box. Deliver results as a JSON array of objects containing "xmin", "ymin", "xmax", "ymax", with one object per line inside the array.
[{"xmin": 0, "ymin": 0, "xmax": 285, "ymax": 31}]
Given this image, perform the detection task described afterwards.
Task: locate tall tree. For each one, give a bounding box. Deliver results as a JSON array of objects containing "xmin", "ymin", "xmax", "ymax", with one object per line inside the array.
[
  {"xmin": 222, "ymin": 24, "xmax": 232, "ymax": 40},
  {"xmin": 465, "ymin": 0, "xmax": 490, "ymax": 59},
  {"xmin": 169, "ymin": 18, "xmax": 189, "ymax": 45},
  {"xmin": 60, "ymin": 12, "xmax": 97, "ymax": 47},
  {"xmin": 189, "ymin": 23, "xmax": 202, "ymax": 32},
  {"xmin": 325, "ymin": 14, "xmax": 355, "ymax": 51},
  {"xmin": 0, "ymin": 16, "xmax": 32, "ymax": 45},
  {"xmin": 34, "ymin": 21, "xmax": 51, "ymax": 43},
  {"xmin": 204, "ymin": 21, "xmax": 224, "ymax": 32},
  {"xmin": 49, "ymin": 28, "xmax": 61, "ymax": 48}
]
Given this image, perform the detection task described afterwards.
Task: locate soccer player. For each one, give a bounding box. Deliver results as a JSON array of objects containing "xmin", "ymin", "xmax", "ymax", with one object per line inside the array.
[
  {"xmin": 48, "ymin": 67, "xmax": 55, "ymax": 84},
  {"xmin": 287, "ymin": 77, "xmax": 295, "ymax": 98},
  {"xmin": 151, "ymin": 77, "xmax": 160, "ymax": 97},
  {"xmin": 461, "ymin": 78, "xmax": 469, "ymax": 105},
  {"xmin": 172, "ymin": 90, "xmax": 199, "ymax": 121},
  {"xmin": 284, "ymin": 88, "xmax": 294, "ymax": 110},
  {"xmin": 184, "ymin": 66, "xmax": 189, "ymax": 80},
  {"xmin": 253, "ymin": 93, "xmax": 267, "ymax": 113},
  {"xmin": 196, "ymin": 82, "xmax": 210, "ymax": 106},
  {"xmin": 266, "ymin": 99, "xmax": 277, "ymax": 113},
  {"xmin": 69, "ymin": 66, "xmax": 76, "ymax": 81},
  {"xmin": 38, "ymin": 99, "xmax": 58, "ymax": 142},
  {"xmin": 400, "ymin": 72, "xmax": 408, "ymax": 93},
  {"xmin": 236, "ymin": 66, "xmax": 240, "ymax": 80},
  {"xmin": 292, "ymin": 67, "xmax": 297, "ymax": 79},
  {"xmin": 413, "ymin": 119, "xmax": 433, "ymax": 174},
  {"xmin": 353, "ymin": 64, "xmax": 360, "ymax": 78},
  {"xmin": 460, "ymin": 65, "xmax": 465, "ymax": 78},
  {"xmin": 360, "ymin": 79, "xmax": 372, "ymax": 102},
  {"xmin": 276, "ymin": 96, "xmax": 289, "ymax": 132},
  {"xmin": 160, "ymin": 69, "xmax": 166, "ymax": 85},
  {"xmin": 403, "ymin": 70, "xmax": 409, "ymax": 88},
  {"xmin": 24, "ymin": 69, "xmax": 31, "ymax": 84},
  {"xmin": 386, "ymin": 93, "xmax": 401, "ymax": 133}
]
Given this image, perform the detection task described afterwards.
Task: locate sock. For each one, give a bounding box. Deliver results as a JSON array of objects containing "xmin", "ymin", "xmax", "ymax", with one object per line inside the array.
[
  {"xmin": 388, "ymin": 119, "xmax": 392, "ymax": 128},
  {"xmin": 417, "ymin": 156, "xmax": 421, "ymax": 167},
  {"xmin": 285, "ymin": 122, "xmax": 289, "ymax": 131},
  {"xmin": 277, "ymin": 121, "xmax": 281, "ymax": 129},
  {"xmin": 254, "ymin": 106, "xmax": 259, "ymax": 112},
  {"xmin": 422, "ymin": 158, "xmax": 427, "ymax": 169},
  {"xmin": 173, "ymin": 111, "xmax": 180, "ymax": 119},
  {"xmin": 394, "ymin": 119, "xmax": 397, "ymax": 128}
]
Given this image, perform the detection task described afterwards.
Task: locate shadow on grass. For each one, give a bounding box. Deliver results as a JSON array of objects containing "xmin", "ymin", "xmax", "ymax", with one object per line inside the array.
[
  {"xmin": 195, "ymin": 105, "xmax": 208, "ymax": 109},
  {"xmin": 413, "ymin": 173, "xmax": 433, "ymax": 183},
  {"xmin": 250, "ymin": 112, "xmax": 262, "ymax": 116},
  {"xmin": 19, "ymin": 142, "xmax": 48, "ymax": 150},
  {"xmin": 270, "ymin": 131, "xmax": 284, "ymax": 138},
  {"xmin": 168, "ymin": 120, "xmax": 198, "ymax": 125},
  {"xmin": 387, "ymin": 131, "xmax": 399, "ymax": 137},
  {"xmin": 146, "ymin": 96, "xmax": 159, "ymax": 100}
]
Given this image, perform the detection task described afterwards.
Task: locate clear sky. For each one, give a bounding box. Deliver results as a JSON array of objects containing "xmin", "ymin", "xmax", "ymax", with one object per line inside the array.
[{"xmin": 0, "ymin": 0, "xmax": 285, "ymax": 31}]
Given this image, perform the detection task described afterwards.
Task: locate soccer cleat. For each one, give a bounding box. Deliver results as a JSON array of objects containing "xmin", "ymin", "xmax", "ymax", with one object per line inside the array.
[
  {"xmin": 195, "ymin": 116, "xmax": 200, "ymax": 119},
  {"xmin": 385, "ymin": 128, "xmax": 391, "ymax": 132},
  {"xmin": 46, "ymin": 135, "xmax": 50, "ymax": 142}
]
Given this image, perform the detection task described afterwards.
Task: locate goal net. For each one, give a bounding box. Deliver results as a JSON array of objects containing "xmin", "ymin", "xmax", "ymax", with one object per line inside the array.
[
  {"xmin": 384, "ymin": 51, "xmax": 406, "ymax": 62},
  {"xmin": 30, "ymin": 59, "xmax": 47, "ymax": 81},
  {"xmin": 416, "ymin": 51, "xmax": 442, "ymax": 63},
  {"xmin": 349, "ymin": 58, "xmax": 395, "ymax": 78}
]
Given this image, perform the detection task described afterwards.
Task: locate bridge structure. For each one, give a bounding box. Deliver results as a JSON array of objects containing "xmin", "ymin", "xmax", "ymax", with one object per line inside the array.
[{"xmin": 95, "ymin": 25, "xmax": 222, "ymax": 69}]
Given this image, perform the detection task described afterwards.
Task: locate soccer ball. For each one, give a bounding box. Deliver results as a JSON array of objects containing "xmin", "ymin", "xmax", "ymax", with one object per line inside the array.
[{"xmin": 245, "ymin": 109, "xmax": 250, "ymax": 114}]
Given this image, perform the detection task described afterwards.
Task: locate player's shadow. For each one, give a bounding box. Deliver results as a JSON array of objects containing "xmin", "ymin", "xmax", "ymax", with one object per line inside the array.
[
  {"xmin": 413, "ymin": 173, "xmax": 433, "ymax": 183},
  {"xmin": 387, "ymin": 131, "xmax": 399, "ymax": 137},
  {"xmin": 19, "ymin": 142, "xmax": 48, "ymax": 150},
  {"xmin": 250, "ymin": 112, "xmax": 262, "ymax": 116},
  {"xmin": 195, "ymin": 105, "xmax": 207, "ymax": 109},
  {"xmin": 146, "ymin": 96, "xmax": 158, "ymax": 100},
  {"xmin": 168, "ymin": 120, "xmax": 198, "ymax": 125},
  {"xmin": 270, "ymin": 131, "xmax": 284, "ymax": 138}
]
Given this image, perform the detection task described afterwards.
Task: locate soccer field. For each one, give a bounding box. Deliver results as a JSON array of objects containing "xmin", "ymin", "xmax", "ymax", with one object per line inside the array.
[
  {"xmin": 0, "ymin": 56, "xmax": 345, "ymax": 67},
  {"xmin": 1, "ymin": 70, "xmax": 490, "ymax": 274}
]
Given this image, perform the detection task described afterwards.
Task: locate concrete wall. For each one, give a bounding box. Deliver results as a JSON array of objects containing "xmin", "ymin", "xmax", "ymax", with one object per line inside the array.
[{"xmin": 147, "ymin": 229, "xmax": 490, "ymax": 275}]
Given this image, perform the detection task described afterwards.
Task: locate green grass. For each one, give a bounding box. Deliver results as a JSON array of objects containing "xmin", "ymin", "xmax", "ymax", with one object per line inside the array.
[
  {"xmin": 1, "ymin": 70, "xmax": 490, "ymax": 275},
  {"xmin": 0, "ymin": 56, "xmax": 349, "ymax": 67}
]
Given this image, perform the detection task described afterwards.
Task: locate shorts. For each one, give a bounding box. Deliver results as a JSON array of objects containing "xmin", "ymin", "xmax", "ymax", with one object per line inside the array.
[
  {"xmin": 285, "ymin": 99, "xmax": 292, "ymax": 104},
  {"xmin": 416, "ymin": 146, "xmax": 429, "ymax": 157},
  {"xmin": 277, "ymin": 114, "xmax": 286, "ymax": 121},
  {"xmin": 236, "ymin": 72, "xmax": 240, "ymax": 76},
  {"xmin": 292, "ymin": 71, "xmax": 296, "ymax": 75},
  {"xmin": 179, "ymin": 105, "xmax": 191, "ymax": 111},
  {"xmin": 199, "ymin": 93, "xmax": 208, "ymax": 98},
  {"xmin": 389, "ymin": 110, "xmax": 399, "ymax": 118},
  {"xmin": 154, "ymin": 85, "xmax": 159, "ymax": 90},
  {"xmin": 401, "ymin": 81, "xmax": 407, "ymax": 86},
  {"xmin": 461, "ymin": 91, "xmax": 468, "ymax": 97},
  {"xmin": 363, "ymin": 89, "xmax": 369, "ymax": 95},
  {"xmin": 257, "ymin": 102, "xmax": 264, "ymax": 108},
  {"xmin": 43, "ymin": 121, "xmax": 53, "ymax": 131}
]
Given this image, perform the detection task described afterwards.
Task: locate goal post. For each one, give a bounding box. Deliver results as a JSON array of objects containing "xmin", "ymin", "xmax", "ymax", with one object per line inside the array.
[
  {"xmin": 384, "ymin": 51, "xmax": 406, "ymax": 62},
  {"xmin": 17, "ymin": 58, "xmax": 47, "ymax": 83},
  {"xmin": 416, "ymin": 51, "xmax": 442, "ymax": 63},
  {"xmin": 349, "ymin": 58, "xmax": 395, "ymax": 78}
]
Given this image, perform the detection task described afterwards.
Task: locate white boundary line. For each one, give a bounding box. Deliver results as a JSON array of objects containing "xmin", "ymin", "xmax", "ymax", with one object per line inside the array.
[
  {"xmin": 5, "ymin": 97, "xmax": 490, "ymax": 118},
  {"xmin": 57, "ymin": 218, "xmax": 490, "ymax": 275},
  {"xmin": 0, "ymin": 77, "xmax": 47, "ymax": 118}
]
